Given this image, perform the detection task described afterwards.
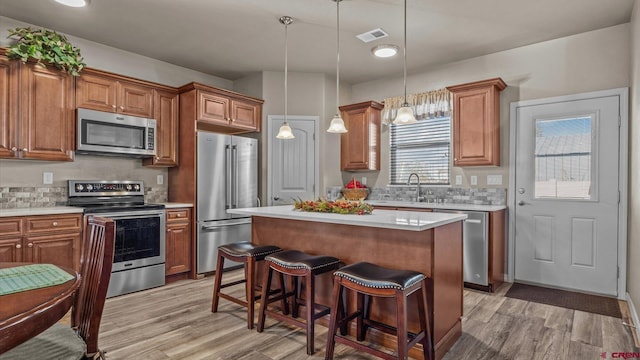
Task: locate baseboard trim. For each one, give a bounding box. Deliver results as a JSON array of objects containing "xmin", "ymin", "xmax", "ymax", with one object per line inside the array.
[{"xmin": 626, "ymin": 292, "xmax": 640, "ymax": 347}]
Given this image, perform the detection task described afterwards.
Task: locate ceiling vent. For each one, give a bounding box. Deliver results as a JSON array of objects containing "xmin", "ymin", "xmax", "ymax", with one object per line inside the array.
[{"xmin": 356, "ymin": 28, "xmax": 389, "ymax": 43}]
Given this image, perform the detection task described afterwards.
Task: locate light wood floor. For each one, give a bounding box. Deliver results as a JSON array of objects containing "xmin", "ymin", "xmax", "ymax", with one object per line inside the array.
[{"xmin": 98, "ymin": 270, "xmax": 639, "ymax": 360}]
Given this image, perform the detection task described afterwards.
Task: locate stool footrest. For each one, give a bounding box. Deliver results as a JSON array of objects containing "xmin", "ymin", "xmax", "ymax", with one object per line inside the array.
[
  {"xmin": 334, "ymin": 335, "xmax": 397, "ymax": 360},
  {"xmin": 219, "ymin": 278, "xmax": 246, "ymax": 289}
]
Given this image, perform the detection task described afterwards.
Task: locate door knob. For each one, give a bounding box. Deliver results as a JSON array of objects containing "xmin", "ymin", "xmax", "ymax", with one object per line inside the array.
[
  {"xmin": 518, "ymin": 201, "xmax": 525, "ymax": 206},
  {"xmin": 273, "ymin": 196, "xmax": 280, "ymax": 201}
]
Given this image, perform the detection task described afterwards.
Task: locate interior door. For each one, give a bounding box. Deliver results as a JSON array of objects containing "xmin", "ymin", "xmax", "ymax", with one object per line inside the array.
[
  {"xmin": 268, "ymin": 116, "xmax": 317, "ymax": 205},
  {"xmin": 513, "ymin": 93, "xmax": 621, "ymax": 296}
]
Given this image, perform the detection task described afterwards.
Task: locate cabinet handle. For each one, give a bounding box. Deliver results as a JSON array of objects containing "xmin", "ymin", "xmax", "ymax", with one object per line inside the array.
[
  {"xmin": 176, "ymin": 214, "xmax": 182, "ymax": 217},
  {"xmin": 22, "ymin": 148, "xmax": 28, "ymax": 152},
  {"xmin": 11, "ymin": 147, "xmax": 17, "ymax": 152},
  {"xmin": 112, "ymin": 104, "xmax": 117, "ymax": 109},
  {"xmin": 27, "ymin": 243, "xmax": 33, "ymax": 248},
  {"xmin": 16, "ymin": 244, "xmax": 21, "ymax": 249},
  {"xmin": 52, "ymin": 221, "xmax": 58, "ymax": 226},
  {"xmin": 120, "ymin": 106, "xmax": 125, "ymax": 110}
]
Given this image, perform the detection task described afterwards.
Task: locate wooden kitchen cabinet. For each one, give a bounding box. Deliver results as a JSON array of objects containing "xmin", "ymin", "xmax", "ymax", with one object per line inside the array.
[
  {"xmin": 339, "ymin": 101, "xmax": 383, "ymax": 171},
  {"xmin": 165, "ymin": 208, "xmax": 192, "ymax": 279},
  {"xmin": 0, "ymin": 49, "xmax": 75, "ymax": 161},
  {"xmin": 179, "ymin": 82, "xmax": 263, "ymax": 133},
  {"xmin": 447, "ymin": 78, "xmax": 506, "ymax": 166},
  {"xmin": 77, "ymin": 68, "xmax": 154, "ymax": 118},
  {"xmin": 143, "ymin": 89, "xmax": 179, "ymax": 167},
  {"xmin": 0, "ymin": 214, "xmax": 82, "ymax": 271}
]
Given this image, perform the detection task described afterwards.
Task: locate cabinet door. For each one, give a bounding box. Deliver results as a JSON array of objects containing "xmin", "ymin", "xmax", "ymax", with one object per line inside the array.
[
  {"xmin": 230, "ymin": 99, "xmax": 259, "ymax": 131},
  {"xmin": 118, "ymin": 81, "xmax": 154, "ymax": 118},
  {"xmin": 340, "ymin": 101, "xmax": 382, "ymax": 171},
  {"xmin": 165, "ymin": 209, "xmax": 191, "ymax": 276},
  {"xmin": 0, "ymin": 54, "xmax": 19, "ymax": 158},
  {"xmin": 144, "ymin": 89, "xmax": 179, "ymax": 167},
  {"xmin": 197, "ymin": 92, "xmax": 229, "ymax": 125},
  {"xmin": 19, "ymin": 62, "xmax": 74, "ymax": 161},
  {"xmin": 0, "ymin": 237, "xmax": 23, "ymax": 262},
  {"xmin": 24, "ymin": 232, "xmax": 80, "ymax": 271},
  {"xmin": 76, "ymin": 72, "xmax": 118, "ymax": 112}
]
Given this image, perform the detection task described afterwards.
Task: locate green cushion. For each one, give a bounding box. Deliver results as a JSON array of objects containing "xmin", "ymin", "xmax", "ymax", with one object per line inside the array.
[{"xmin": 0, "ymin": 323, "xmax": 85, "ymax": 360}]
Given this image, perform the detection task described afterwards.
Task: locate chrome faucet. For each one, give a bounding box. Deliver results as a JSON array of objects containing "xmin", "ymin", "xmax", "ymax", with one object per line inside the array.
[{"xmin": 407, "ymin": 173, "xmax": 424, "ymax": 202}]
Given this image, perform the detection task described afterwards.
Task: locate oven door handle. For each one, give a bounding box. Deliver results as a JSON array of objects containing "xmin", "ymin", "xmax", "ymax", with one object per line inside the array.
[{"xmin": 86, "ymin": 212, "xmax": 164, "ymax": 219}]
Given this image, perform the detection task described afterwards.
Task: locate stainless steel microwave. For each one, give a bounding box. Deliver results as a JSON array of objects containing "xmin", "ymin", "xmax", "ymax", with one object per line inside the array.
[{"xmin": 76, "ymin": 108, "xmax": 156, "ymax": 157}]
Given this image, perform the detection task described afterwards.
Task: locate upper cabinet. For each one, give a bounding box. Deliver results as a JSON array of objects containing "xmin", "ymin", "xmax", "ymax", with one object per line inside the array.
[
  {"xmin": 179, "ymin": 82, "xmax": 263, "ymax": 134},
  {"xmin": 76, "ymin": 69, "xmax": 154, "ymax": 118},
  {"xmin": 0, "ymin": 50, "xmax": 75, "ymax": 161},
  {"xmin": 339, "ymin": 101, "xmax": 383, "ymax": 171},
  {"xmin": 447, "ymin": 78, "xmax": 506, "ymax": 166},
  {"xmin": 142, "ymin": 89, "xmax": 179, "ymax": 167}
]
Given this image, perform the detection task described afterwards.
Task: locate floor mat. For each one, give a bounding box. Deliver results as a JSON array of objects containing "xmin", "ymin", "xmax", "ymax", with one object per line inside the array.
[{"xmin": 505, "ymin": 283, "xmax": 621, "ymax": 318}]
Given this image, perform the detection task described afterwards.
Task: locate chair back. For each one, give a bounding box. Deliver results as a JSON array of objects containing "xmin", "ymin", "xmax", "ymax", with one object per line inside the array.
[{"xmin": 72, "ymin": 216, "xmax": 115, "ymax": 357}]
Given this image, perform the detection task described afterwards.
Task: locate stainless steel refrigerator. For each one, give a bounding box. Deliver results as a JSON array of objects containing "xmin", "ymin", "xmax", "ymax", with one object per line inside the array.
[{"xmin": 196, "ymin": 131, "xmax": 258, "ymax": 274}]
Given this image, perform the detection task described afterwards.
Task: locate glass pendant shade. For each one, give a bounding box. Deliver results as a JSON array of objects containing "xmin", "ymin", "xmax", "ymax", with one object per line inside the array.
[
  {"xmin": 327, "ymin": 114, "xmax": 348, "ymax": 133},
  {"xmin": 276, "ymin": 122, "xmax": 295, "ymax": 139},
  {"xmin": 393, "ymin": 104, "xmax": 417, "ymax": 125},
  {"xmin": 55, "ymin": 0, "xmax": 89, "ymax": 7}
]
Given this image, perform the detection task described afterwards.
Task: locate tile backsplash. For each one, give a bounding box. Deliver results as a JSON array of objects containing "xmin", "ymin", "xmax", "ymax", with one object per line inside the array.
[
  {"xmin": 333, "ymin": 186, "xmax": 507, "ymax": 205},
  {"xmin": 0, "ymin": 186, "xmax": 169, "ymax": 209}
]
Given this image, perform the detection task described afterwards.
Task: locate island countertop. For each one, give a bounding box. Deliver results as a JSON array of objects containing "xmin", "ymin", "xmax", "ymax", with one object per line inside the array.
[{"xmin": 228, "ymin": 205, "xmax": 467, "ymax": 231}]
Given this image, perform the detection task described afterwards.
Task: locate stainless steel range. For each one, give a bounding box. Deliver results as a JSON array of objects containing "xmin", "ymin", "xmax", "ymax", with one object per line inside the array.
[{"xmin": 68, "ymin": 180, "xmax": 166, "ymax": 298}]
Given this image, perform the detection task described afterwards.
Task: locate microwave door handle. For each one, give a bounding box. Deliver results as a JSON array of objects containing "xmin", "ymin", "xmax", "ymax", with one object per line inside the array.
[{"xmin": 225, "ymin": 145, "xmax": 231, "ymax": 210}]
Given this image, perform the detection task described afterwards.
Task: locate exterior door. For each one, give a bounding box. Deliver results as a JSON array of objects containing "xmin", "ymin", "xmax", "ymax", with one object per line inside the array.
[
  {"xmin": 512, "ymin": 91, "xmax": 624, "ymax": 296},
  {"xmin": 268, "ymin": 116, "xmax": 318, "ymax": 205}
]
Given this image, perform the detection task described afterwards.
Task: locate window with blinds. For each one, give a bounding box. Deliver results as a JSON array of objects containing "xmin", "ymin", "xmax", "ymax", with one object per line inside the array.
[{"xmin": 389, "ymin": 116, "xmax": 451, "ymax": 185}]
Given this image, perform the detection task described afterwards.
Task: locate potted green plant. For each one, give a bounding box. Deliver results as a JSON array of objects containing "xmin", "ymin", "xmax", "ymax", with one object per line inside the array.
[{"xmin": 6, "ymin": 27, "xmax": 86, "ymax": 76}]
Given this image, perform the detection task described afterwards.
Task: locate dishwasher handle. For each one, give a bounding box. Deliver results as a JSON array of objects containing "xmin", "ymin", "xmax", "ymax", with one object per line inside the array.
[
  {"xmin": 464, "ymin": 219, "xmax": 482, "ymax": 224},
  {"xmin": 200, "ymin": 219, "xmax": 251, "ymax": 230}
]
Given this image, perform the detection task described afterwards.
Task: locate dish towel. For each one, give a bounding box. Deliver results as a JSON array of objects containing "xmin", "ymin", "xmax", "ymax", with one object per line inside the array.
[{"xmin": 0, "ymin": 264, "xmax": 75, "ymax": 296}]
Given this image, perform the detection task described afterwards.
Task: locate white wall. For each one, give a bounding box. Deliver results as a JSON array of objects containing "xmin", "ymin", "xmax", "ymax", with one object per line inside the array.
[
  {"xmin": 0, "ymin": 16, "xmax": 234, "ymax": 192},
  {"xmin": 351, "ymin": 24, "xmax": 631, "ymax": 189},
  {"xmin": 628, "ymin": 0, "xmax": 640, "ymax": 325}
]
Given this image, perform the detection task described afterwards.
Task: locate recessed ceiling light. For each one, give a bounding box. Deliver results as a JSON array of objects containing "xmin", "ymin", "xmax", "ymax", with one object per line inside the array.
[
  {"xmin": 372, "ymin": 44, "xmax": 399, "ymax": 58},
  {"xmin": 54, "ymin": 0, "xmax": 90, "ymax": 7}
]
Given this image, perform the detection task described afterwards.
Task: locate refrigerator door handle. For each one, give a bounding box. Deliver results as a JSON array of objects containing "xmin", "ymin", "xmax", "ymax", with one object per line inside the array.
[
  {"xmin": 225, "ymin": 145, "xmax": 232, "ymax": 210},
  {"xmin": 232, "ymin": 144, "xmax": 238, "ymax": 209}
]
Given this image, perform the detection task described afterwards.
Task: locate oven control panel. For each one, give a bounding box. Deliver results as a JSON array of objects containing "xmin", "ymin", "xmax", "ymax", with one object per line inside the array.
[{"xmin": 68, "ymin": 180, "xmax": 144, "ymax": 196}]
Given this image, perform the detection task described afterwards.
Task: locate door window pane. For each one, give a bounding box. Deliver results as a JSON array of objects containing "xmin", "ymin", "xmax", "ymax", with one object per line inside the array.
[{"xmin": 534, "ymin": 116, "xmax": 593, "ymax": 199}]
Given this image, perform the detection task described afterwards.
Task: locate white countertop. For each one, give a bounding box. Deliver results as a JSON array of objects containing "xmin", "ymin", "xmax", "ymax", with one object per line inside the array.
[
  {"xmin": 367, "ymin": 200, "xmax": 506, "ymax": 212},
  {"xmin": 160, "ymin": 203, "xmax": 194, "ymax": 209},
  {"xmin": 228, "ymin": 205, "xmax": 467, "ymax": 231},
  {"xmin": 0, "ymin": 207, "xmax": 84, "ymax": 217}
]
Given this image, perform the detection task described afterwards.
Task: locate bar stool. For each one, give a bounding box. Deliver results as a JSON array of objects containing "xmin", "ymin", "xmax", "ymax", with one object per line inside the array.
[
  {"xmin": 257, "ymin": 250, "xmax": 341, "ymax": 355},
  {"xmin": 211, "ymin": 242, "xmax": 283, "ymax": 329},
  {"xmin": 325, "ymin": 262, "xmax": 433, "ymax": 360}
]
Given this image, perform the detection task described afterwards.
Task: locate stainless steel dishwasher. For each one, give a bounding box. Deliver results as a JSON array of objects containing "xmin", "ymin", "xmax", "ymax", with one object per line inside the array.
[{"xmin": 433, "ymin": 209, "xmax": 489, "ymax": 287}]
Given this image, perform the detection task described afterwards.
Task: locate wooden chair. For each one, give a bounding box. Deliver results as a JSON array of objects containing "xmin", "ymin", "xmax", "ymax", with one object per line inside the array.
[{"xmin": 1, "ymin": 216, "xmax": 116, "ymax": 360}]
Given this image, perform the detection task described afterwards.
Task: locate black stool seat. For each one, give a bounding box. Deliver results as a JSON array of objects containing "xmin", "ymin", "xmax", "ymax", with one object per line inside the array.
[
  {"xmin": 334, "ymin": 262, "xmax": 425, "ymax": 290},
  {"xmin": 218, "ymin": 242, "xmax": 281, "ymax": 260},
  {"xmin": 266, "ymin": 250, "xmax": 340, "ymax": 274}
]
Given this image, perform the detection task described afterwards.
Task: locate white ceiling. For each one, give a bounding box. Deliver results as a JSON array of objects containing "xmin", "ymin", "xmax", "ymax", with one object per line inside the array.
[{"xmin": 0, "ymin": 0, "xmax": 635, "ymax": 84}]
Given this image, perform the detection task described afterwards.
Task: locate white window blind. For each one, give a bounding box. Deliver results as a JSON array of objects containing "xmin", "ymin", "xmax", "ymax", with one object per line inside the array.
[{"xmin": 389, "ymin": 117, "xmax": 451, "ymax": 185}]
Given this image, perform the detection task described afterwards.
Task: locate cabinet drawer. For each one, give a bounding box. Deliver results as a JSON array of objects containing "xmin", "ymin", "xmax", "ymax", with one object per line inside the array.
[
  {"xmin": 26, "ymin": 214, "xmax": 82, "ymax": 234},
  {"xmin": 0, "ymin": 218, "xmax": 23, "ymax": 237},
  {"xmin": 167, "ymin": 209, "xmax": 190, "ymax": 221}
]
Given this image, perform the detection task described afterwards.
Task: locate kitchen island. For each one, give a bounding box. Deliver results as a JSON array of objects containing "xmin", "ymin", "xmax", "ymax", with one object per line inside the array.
[{"xmin": 228, "ymin": 206, "xmax": 466, "ymax": 360}]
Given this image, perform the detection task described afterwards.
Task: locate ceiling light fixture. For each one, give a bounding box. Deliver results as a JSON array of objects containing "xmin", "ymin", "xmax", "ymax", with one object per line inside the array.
[
  {"xmin": 393, "ymin": 0, "xmax": 417, "ymax": 125},
  {"xmin": 327, "ymin": 0, "xmax": 348, "ymax": 134},
  {"xmin": 54, "ymin": 0, "xmax": 90, "ymax": 7},
  {"xmin": 276, "ymin": 16, "xmax": 295, "ymax": 140},
  {"xmin": 372, "ymin": 44, "xmax": 398, "ymax": 58}
]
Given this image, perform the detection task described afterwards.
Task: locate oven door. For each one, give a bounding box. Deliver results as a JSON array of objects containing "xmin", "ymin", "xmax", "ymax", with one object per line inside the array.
[{"xmin": 86, "ymin": 210, "xmax": 165, "ymax": 272}]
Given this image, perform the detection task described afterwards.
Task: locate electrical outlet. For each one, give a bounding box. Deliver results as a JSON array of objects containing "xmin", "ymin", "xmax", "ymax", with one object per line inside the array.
[
  {"xmin": 43, "ymin": 172, "xmax": 53, "ymax": 185},
  {"xmin": 487, "ymin": 175, "xmax": 502, "ymax": 185},
  {"xmin": 455, "ymin": 175, "xmax": 462, "ymax": 185},
  {"xmin": 470, "ymin": 175, "xmax": 478, "ymax": 186},
  {"xmin": 361, "ymin": 177, "xmax": 367, "ymax": 185},
  {"xmin": 157, "ymin": 174, "xmax": 164, "ymax": 185}
]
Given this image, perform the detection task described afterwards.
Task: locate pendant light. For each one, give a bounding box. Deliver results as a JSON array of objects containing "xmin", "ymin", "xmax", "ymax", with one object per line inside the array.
[
  {"xmin": 276, "ymin": 16, "xmax": 295, "ymax": 140},
  {"xmin": 327, "ymin": 0, "xmax": 348, "ymax": 133},
  {"xmin": 393, "ymin": 0, "xmax": 417, "ymax": 125}
]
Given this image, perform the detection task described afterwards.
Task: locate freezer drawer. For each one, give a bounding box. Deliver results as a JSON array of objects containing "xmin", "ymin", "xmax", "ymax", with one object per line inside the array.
[{"xmin": 197, "ymin": 218, "xmax": 251, "ymax": 274}]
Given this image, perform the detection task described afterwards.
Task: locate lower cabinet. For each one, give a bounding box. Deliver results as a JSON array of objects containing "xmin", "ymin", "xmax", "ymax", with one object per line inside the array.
[
  {"xmin": 165, "ymin": 208, "xmax": 192, "ymax": 278},
  {"xmin": 0, "ymin": 214, "xmax": 82, "ymax": 271}
]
